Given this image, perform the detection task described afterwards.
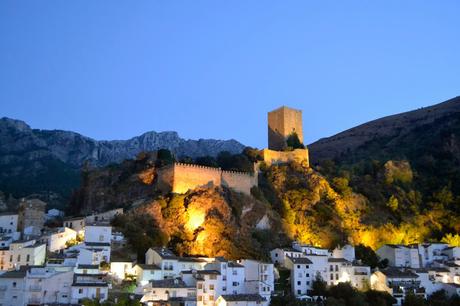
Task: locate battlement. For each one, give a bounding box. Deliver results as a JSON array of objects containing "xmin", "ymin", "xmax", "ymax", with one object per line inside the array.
[
  {"xmin": 173, "ymin": 162, "xmax": 223, "ymax": 172},
  {"xmin": 157, "ymin": 162, "xmax": 257, "ymax": 195}
]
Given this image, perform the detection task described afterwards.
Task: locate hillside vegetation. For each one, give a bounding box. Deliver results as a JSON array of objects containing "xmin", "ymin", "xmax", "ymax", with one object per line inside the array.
[{"xmin": 69, "ymin": 146, "xmax": 459, "ymax": 261}]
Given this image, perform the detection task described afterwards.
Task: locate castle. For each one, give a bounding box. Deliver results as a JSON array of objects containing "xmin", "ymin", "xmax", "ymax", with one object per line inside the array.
[
  {"xmin": 263, "ymin": 106, "xmax": 309, "ymax": 166},
  {"xmin": 157, "ymin": 163, "xmax": 257, "ymax": 195},
  {"xmin": 157, "ymin": 106, "xmax": 308, "ymax": 195}
]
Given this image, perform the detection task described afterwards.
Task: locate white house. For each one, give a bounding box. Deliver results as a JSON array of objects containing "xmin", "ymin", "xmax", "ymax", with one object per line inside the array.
[
  {"xmin": 205, "ymin": 258, "xmax": 246, "ymax": 295},
  {"xmin": 77, "ymin": 247, "xmax": 107, "ymax": 266},
  {"xmin": 238, "ymin": 260, "xmax": 274, "ymax": 305},
  {"xmin": 0, "ymin": 239, "xmax": 46, "ymax": 271},
  {"xmin": 83, "ymin": 224, "xmax": 112, "ymax": 263},
  {"xmin": 292, "ymin": 242, "xmax": 331, "ymax": 256},
  {"xmin": 85, "ymin": 224, "xmax": 112, "ymax": 244},
  {"xmin": 46, "ymin": 208, "xmax": 64, "ymax": 220},
  {"xmin": 145, "ymin": 247, "xmax": 209, "ymax": 280},
  {"xmin": 417, "ymin": 243, "xmax": 449, "ymax": 267},
  {"xmin": 71, "ymin": 273, "xmax": 109, "ymax": 303},
  {"xmin": 376, "ymin": 244, "xmax": 421, "ymax": 268},
  {"xmin": 138, "ymin": 278, "xmax": 196, "ymax": 306},
  {"xmin": 0, "ymin": 212, "xmax": 18, "ymax": 234},
  {"xmin": 216, "ymin": 294, "xmax": 266, "ymax": 306},
  {"xmin": 45, "ymin": 227, "xmax": 77, "ymax": 252},
  {"xmin": 24, "ymin": 265, "xmax": 74, "ymax": 305},
  {"xmin": 286, "ymin": 256, "xmax": 316, "ymax": 296},
  {"xmin": 327, "ymin": 258, "xmax": 370, "ymax": 290},
  {"xmin": 85, "ymin": 208, "xmax": 123, "ymax": 224},
  {"xmin": 63, "ymin": 217, "xmax": 86, "ymax": 235},
  {"xmin": 183, "ymin": 270, "xmax": 222, "ymax": 306},
  {"xmin": 270, "ymin": 248, "xmax": 304, "ymax": 267},
  {"xmin": 371, "ymin": 268, "xmax": 425, "ymax": 305},
  {"xmin": 0, "ymin": 266, "xmax": 27, "ymax": 306},
  {"xmin": 135, "ymin": 264, "xmax": 163, "ymax": 285},
  {"xmin": 443, "ymin": 246, "xmax": 460, "ymax": 261},
  {"xmin": 332, "ymin": 245, "xmax": 356, "ymax": 262},
  {"xmin": 110, "ymin": 261, "xmax": 135, "ymax": 283}
]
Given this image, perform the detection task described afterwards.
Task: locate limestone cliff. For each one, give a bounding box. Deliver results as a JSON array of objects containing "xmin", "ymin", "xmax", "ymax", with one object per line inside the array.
[{"xmin": 0, "ymin": 117, "xmax": 245, "ymax": 207}]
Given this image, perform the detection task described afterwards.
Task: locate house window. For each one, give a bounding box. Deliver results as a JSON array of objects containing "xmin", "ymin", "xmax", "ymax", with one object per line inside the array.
[
  {"xmin": 275, "ymin": 253, "xmax": 278, "ymax": 257},
  {"xmin": 232, "ymin": 270, "xmax": 237, "ymax": 275},
  {"xmin": 297, "ymin": 265, "xmax": 301, "ymax": 269},
  {"xmin": 26, "ymin": 255, "xmax": 30, "ymax": 262},
  {"xmin": 223, "ymin": 287, "xmax": 226, "ymax": 291},
  {"xmin": 210, "ymin": 275, "xmax": 217, "ymax": 280},
  {"xmin": 335, "ymin": 265, "xmax": 338, "ymax": 272},
  {"xmin": 330, "ymin": 265, "xmax": 333, "ymax": 271},
  {"xmin": 99, "ymin": 235, "xmax": 104, "ymax": 241},
  {"xmin": 306, "ymin": 273, "xmax": 309, "ymax": 277},
  {"xmin": 330, "ymin": 274, "xmax": 333, "ymax": 280},
  {"xmin": 197, "ymin": 296, "xmax": 203, "ymax": 301},
  {"xmin": 12, "ymin": 282, "xmax": 16, "ymax": 288},
  {"xmin": 198, "ymin": 283, "xmax": 203, "ymax": 289},
  {"xmin": 336, "ymin": 274, "xmax": 339, "ymax": 280},
  {"xmin": 79, "ymin": 288, "xmax": 83, "ymax": 294},
  {"xmin": 297, "ymin": 281, "xmax": 301, "ymax": 285},
  {"xmin": 9, "ymin": 255, "xmax": 12, "ymax": 262},
  {"xmin": 17, "ymin": 255, "xmax": 20, "ymax": 262},
  {"xmin": 297, "ymin": 290, "xmax": 301, "ymax": 294},
  {"xmin": 232, "ymin": 282, "xmax": 238, "ymax": 286},
  {"xmin": 307, "ymin": 281, "xmax": 310, "ymax": 285},
  {"xmin": 209, "ymin": 295, "xmax": 214, "ymax": 301},
  {"xmin": 209, "ymin": 284, "xmax": 214, "ymax": 290}
]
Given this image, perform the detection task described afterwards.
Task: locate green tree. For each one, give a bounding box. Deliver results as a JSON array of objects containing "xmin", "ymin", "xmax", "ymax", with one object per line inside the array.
[
  {"xmin": 155, "ymin": 149, "xmax": 175, "ymax": 167},
  {"xmin": 311, "ymin": 273, "xmax": 328, "ymax": 297},
  {"xmin": 387, "ymin": 195, "xmax": 399, "ymax": 212},
  {"xmin": 402, "ymin": 292, "xmax": 425, "ymax": 306},
  {"xmin": 355, "ymin": 244, "xmax": 380, "ymax": 269},
  {"xmin": 286, "ymin": 132, "xmax": 305, "ymax": 150}
]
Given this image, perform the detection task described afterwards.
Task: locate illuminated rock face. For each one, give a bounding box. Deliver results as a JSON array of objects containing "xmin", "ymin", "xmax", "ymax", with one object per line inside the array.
[
  {"xmin": 268, "ymin": 106, "xmax": 304, "ymax": 151},
  {"xmin": 157, "ymin": 163, "xmax": 257, "ymax": 195}
]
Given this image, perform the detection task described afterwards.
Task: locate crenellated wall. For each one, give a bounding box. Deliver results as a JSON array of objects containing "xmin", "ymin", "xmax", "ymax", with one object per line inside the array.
[
  {"xmin": 157, "ymin": 163, "xmax": 257, "ymax": 195},
  {"xmin": 221, "ymin": 170, "xmax": 258, "ymax": 195}
]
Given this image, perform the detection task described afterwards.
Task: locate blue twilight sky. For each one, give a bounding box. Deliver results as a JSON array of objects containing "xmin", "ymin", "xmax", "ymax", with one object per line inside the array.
[{"xmin": 1, "ymin": 1, "xmax": 459, "ymax": 148}]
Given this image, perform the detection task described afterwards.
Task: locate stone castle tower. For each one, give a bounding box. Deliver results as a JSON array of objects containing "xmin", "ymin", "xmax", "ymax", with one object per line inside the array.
[{"xmin": 268, "ymin": 106, "xmax": 304, "ymax": 150}]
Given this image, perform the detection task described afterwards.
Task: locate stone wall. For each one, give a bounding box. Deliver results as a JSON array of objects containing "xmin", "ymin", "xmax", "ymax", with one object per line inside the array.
[
  {"xmin": 157, "ymin": 163, "xmax": 257, "ymax": 195},
  {"xmin": 262, "ymin": 148, "xmax": 309, "ymax": 167},
  {"xmin": 221, "ymin": 170, "xmax": 258, "ymax": 195}
]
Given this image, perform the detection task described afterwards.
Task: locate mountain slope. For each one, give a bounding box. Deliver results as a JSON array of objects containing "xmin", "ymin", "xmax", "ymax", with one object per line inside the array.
[
  {"xmin": 309, "ymin": 96, "xmax": 460, "ymax": 163},
  {"xmin": 0, "ymin": 117, "xmax": 245, "ymax": 206}
]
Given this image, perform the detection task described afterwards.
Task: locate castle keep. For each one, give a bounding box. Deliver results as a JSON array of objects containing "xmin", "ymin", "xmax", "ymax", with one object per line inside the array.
[
  {"xmin": 264, "ymin": 106, "xmax": 309, "ymax": 166},
  {"xmin": 268, "ymin": 106, "xmax": 304, "ymax": 151},
  {"xmin": 157, "ymin": 163, "xmax": 257, "ymax": 195}
]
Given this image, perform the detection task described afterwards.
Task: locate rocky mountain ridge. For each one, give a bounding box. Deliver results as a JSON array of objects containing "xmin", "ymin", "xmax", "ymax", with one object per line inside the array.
[
  {"xmin": 0, "ymin": 117, "xmax": 245, "ymax": 166},
  {"xmin": 0, "ymin": 117, "xmax": 245, "ymax": 205}
]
